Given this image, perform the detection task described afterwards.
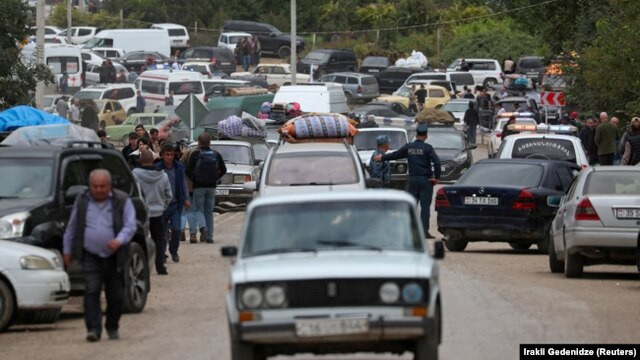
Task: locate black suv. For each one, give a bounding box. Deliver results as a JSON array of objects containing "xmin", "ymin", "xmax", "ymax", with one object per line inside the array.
[
  {"xmin": 178, "ymin": 47, "xmax": 236, "ymax": 74},
  {"xmin": 0, "ymin": 142, "xmax": 154, "ymax": 313},
  {"xmin": 300, "ymin": 49, "xmax": 357, "ymax": 78},
  {"xmin": 221, "ymin": 20, "xmax": 305, "ymax": 59}
]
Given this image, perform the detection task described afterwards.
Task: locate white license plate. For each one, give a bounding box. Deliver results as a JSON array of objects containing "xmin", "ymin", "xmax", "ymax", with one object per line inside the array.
[
  {"xmin": 464, "ymin": 196, "xmax": 498, "ymax": 206},
  {"xmin": 295, "ymin": 318, "xmax": 369, "ymax": 338},
  {"xmin": 615, "ymin": 208, "xmax": 640, "ymax": 219},
  {"xmin": 172, "ymin": 40, "xmax": 181, "ymax": 44},
  {"xmin": 215, "ymin": 189, "xmax": 229, "ymax": 196},
  {"xmin": 368, "ymin": 69, "xmax": 379, "ymax": 73},
  {"xmin": 220, "ymin": 62, "xmax": 231, "ymax": 66}
]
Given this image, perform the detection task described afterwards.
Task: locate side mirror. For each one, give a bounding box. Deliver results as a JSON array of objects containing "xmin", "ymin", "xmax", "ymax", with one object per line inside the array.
[
  {"xmin": 64, "ymin": 185, "xmax": 87, "ymax": 203},
  {"xmin": 433, "ymin": 241, "xmax": 445, "ymax": 260},
  {"xmin": 221, "ymin": 246, "xmax": 238, "ymax": 257},
  {"xmin": 547, "ymin": 195, "xmax": 562, "ymax": 208},
  {"xmin": 365, "ymin": 178, "xmax": 382, "ymax": 188},
  {"xmin": 243, "ymin": 181, "xmax": 257, "ymax": 191}
]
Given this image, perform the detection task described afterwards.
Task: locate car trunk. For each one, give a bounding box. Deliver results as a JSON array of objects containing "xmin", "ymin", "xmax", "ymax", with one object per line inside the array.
[
  {"xmin": 587, "ymin": 195, "xmax": 640, "ymax": 228},
  {"xmin": 442, "ymin": 186, "xmax": 534, "ymax": 217}
]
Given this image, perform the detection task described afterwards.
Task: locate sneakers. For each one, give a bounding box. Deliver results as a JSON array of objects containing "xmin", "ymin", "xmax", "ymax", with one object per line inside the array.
[
  {"xmin": 199, "ymin": 227, "xmax": 208, "ymax": 243},
  {"xmin": 107, "ymin": 329, "xmax": 119, "ymax": 340},
  {"xmin": 189, "ymin": 233, "xmax": 197, "ymax": 243},
  {"xmin": 180, "ymin": 231, "xmax": 186, "ymax": 242},
  {"xmin": 86, "ymin": 331, "xmax": 100, "ymax": 342},
  {"xmin": 171, "ymin": 253, "xmax": 180, "ymax": 263}
]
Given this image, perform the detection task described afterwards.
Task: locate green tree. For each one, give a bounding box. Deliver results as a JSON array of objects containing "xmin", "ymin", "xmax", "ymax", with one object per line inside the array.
[{"xmin": 0, "ymin": 0, "xmax": 53, "ymax": 110}]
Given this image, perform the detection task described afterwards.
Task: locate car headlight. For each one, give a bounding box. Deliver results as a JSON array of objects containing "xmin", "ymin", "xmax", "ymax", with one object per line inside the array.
[
  {"xmin": 20, "ymin": 255, "xmax": 55, "ymax": 270},
  {"xmin": 379, "ymin": 282, "xmax": 400, "ymax": 304},
  {"xmin": 264, "ymin": 285, "xmax": 286, "ymax": 307},
  {"xmin": 453, "ymin": 152, "xmax": 468, "ymax": 163},
  {"xmin": 233, "ymin": 175, "xmax": 251, "ymax": 184},
  {"xmin": 241, "ymin": 287, "xmax": 263, "ymax": 309},
  {"xmin": 396, "ymin": 163, "xmax": 407, "ymax": 173},
  {"xmin": 402, "ymin": 282, "xmax": 423, "ymax": 304},
  {"xmin": 0, "ymin": 211, "xmax": 30, "ymax": 240}
]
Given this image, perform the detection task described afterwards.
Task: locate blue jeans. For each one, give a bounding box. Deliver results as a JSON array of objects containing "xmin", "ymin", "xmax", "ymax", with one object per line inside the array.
[
  {"xmin": 163, "ymin": 202, "xmax": 182, "ymax": 255},
  {"xmin": 193, "ymin": 187, "xmax": 215, "ymax": 241},
  {"xmin": 242, "ymin": 55, "xmax": 251, "ymax": 71},
  {"xmin": 467, "ymin": 124, "xmax": 477, "ymax": 145},
  {"xmin": 408, "ymin": 176, "xmax": 434, "ymax": 235}
]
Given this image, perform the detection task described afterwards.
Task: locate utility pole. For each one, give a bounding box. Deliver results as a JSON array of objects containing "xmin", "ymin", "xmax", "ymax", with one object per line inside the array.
[
  {"xmin": 67, "ymin": 0, "xmax": 72, "ymax": 43},
  {"xmin": 35, "ymin": 0, "xmax": 45, "ymax": 109},
  {"xmin": 290, "ymin": 0, "xmax": 297, "ymax": 85}
]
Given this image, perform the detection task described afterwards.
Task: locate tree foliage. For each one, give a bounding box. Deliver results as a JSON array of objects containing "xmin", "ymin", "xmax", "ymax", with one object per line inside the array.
[{"xmin": 0, "ymin": 0, "xmax": 53, "ymax": 110}]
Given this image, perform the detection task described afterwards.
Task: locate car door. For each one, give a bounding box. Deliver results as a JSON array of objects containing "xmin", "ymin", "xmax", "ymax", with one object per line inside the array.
[
  {"xmin": 269, "ymin": 66, "xmax": 288, "ymax": 86},
  {"xmin": 552, "ymin": 173, "xmax": 579, "ymax": 251},
  {"xmin": 85, "ymin": 64, "xmax": 99, "ymax": 85}
]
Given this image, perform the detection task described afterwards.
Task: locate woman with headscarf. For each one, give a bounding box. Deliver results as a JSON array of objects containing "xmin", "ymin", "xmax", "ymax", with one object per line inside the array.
[
  {"xmin": 80, "ymin": 100, "xmax": 99, "ymax": 131},
  {"xmin": 621, "ymin": 117, "xmax": 640, "ymax": 165}
]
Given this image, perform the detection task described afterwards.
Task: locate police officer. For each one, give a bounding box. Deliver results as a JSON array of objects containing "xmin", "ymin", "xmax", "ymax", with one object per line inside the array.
[
  {"xmin": 374, "ymin": 123, "xmax": 441, "ymax": 238},
  {"xmin": 369, "ymin": 135, "xmax": 391, "ymax": 188}
]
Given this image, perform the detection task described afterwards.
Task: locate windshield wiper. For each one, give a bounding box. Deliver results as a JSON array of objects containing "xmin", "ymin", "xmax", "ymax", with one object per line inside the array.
[
  {"xmin": 316, "ymin": 240, "xmax": 383, "ymax": 251},
  {"xmin": 250, "ymin": 247, "xmax": 317, "ymax": 256},
  {"xmin": 289, "ymin": 182, "xmax": 334, "ymax": 186}
]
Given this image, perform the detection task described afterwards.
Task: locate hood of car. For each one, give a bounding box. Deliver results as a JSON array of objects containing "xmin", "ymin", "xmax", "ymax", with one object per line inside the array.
[
  {"xmin": 0, "ymin": 198, "xmax": 50, "ymax": 218},
  {"xmin": 234, "ymin": 251, "xmax": 435, "ymax": 284},
  {"xmin": 260, "ymin": 183, "xmax": 364, "ymax": 196},
  {"xmin": 433, "ymin": 148, "xmax": 462, "ymax": 161}
]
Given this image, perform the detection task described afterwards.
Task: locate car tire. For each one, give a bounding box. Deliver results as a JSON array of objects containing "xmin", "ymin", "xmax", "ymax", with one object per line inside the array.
[
  {"xmin": 16, "ymin": 308, "xmax": 61, "ymax": 324},
  {"xmin": 444, "ymin": 238, "xmax": 468, "ymax": 252},
  {"xmin": 127, "ymin": 109, "xmax": 135, "ymax": 116},
  {"xmin": 0, "ymin": 279, "xmax": 15, "ymax": 332},
  {"xmin": 230, "ymin": 324, "xmax": 263, "ymax": 360},
  {"xmin": 564, "ymin": 248, "xmax": 584, "ymax": 278},
  {"xmin": 277, "ymin": 46, "xmax": 291, "ymax": 59},
  {"xmin": 122, "ymin": 242, "xmax": 149, "ymax": 313},
  {"xmin": 414, "ymin": 302, "xmax": 440, "ymax": 360},
  {"xmin": 549, "ymin": 243, "xmax": 564, "ymax": 274},
  {"xmin": 509, "ymin": 242, "xmax": 532, "ymax": 250},
  {"xmin": 483, "ymin": 78, "xmax": 497, "ymax": 87}
]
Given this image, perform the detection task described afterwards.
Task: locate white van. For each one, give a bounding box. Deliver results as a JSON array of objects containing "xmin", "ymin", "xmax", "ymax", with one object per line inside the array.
[
  {"xmin": 55, "ymin": 26, "xmax": 100, "ymax": 44},
  {"xmin": 217, "ymin": 32, "xmax": 252, "ymax": 51},
  {"xmin": 273, "ymin": 83, "xmax": 349, "ymax": 113},
  {"xmin": 403, "ymin": 71, "xmax": 475, "ymax": 93},
  {"xmin": 134, "ymin": 69, "xmax": 206, "ymax": 108},
  {"xmin": 83, "ymin": 29, "xmax": 171, "ymax": 57},
  {"xmin": 44, "ymin": 45, "xmax": 84, "ymax": 91},
  {"xmin": 151, "ymin": 23, "xmax": 190, "ymax": 49}
]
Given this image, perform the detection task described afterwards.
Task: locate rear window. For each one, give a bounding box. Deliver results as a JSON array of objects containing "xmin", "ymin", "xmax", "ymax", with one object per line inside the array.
[
  {"xmin": 169, "ymin": 81, "xmax": 204, "ymax": 95},
  {"xmin": 449, "ymin": 73, "xmax": 474, "ymax": 85},
  {"xmin": 362, "ymin": 57, "xmax": 388, "ymax": 67},
  {"xmin": 585, "ymin": 172, "xmax": 640, "ymax": 195},
  {"xmin": 168, "ymin": 28, "xmax": 187, "ymax": 36},
  {"xmin": 361, "ymin": 76, "xmax": 377, "ymax": 85},
  {"xmin": 471, "ymin": 61, "xmax": 496, "ymax": 70},
  {"xmin": 429, "ymin": 89, "xmax": 445, "ymax": 97},
  {"xmin": 459, "ymin": 163, "xmax": 543, "ymax": 188},
  {"xmin": 212, "ymin": 48, "xmax": 234, "ymax": 61},
  {"xmin": 519, "ymin": 58, "xmax": 543, "ymax": 68},
  {"xmin": 511, "ymin": 138, "xmax": 576, "ymax": 163},
  {"xmin": 267, "ymin": 152, "xmax": 358, "ymax": 186}
]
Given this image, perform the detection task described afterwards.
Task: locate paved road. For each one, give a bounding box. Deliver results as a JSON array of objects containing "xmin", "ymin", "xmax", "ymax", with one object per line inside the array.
[{"xmin": 2, "ymin": 145, "xmax": 639, "ymax": 360}]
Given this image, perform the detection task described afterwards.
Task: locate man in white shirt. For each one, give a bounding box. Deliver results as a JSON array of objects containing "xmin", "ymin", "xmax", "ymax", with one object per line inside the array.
[{"xmin": 69, "ymin": 99, "xmax": 80, "ymax": 124}]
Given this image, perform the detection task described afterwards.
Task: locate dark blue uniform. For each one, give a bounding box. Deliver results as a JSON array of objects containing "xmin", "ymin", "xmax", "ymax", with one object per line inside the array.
[{"xmin": 381, "ymin": 137, "xmax": 441, "ymax": 236}]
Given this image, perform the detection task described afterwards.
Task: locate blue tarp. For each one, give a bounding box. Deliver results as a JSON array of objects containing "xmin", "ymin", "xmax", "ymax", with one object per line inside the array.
[{"xmin": 0, "ymin": 106, "xmax": 69, "ymax": 132}]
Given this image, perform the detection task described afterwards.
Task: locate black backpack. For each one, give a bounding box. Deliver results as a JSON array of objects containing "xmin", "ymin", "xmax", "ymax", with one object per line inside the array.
[{"xmin": 193, "ymin": 149, "xmax": 219, "ymax": 186}]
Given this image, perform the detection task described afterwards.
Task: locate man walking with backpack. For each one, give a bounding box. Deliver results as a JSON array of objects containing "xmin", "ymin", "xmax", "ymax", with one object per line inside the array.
[{"xmin": 186, "ymin": 133, "xmax": 227, "ymax": 243}]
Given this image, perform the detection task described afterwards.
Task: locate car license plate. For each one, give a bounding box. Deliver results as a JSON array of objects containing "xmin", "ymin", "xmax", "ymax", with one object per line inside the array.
[
  {"xmin": 369, "ymin": 69, "xmax": 379, "ymax": 73},
  {"xmin": 615, "ymin": 208, "xmax": 640, "ymax": 219},
  {"xmin": 172, "ymin": 40, "xmax": 181, "ymax": 44},
  {"xmin": 215, "ymin": 189, "xmax": 229, "ymax": 196},
  {"xmin": 295, "ymin": 318, "xmax": 369, "ymax": 338},
  {"xmin": 220, "ymin": 62, "xmax": 231, "ymax": 66},
  {"xmin": 464, "ymin": 196, "xmax": 498, "ymax": 206}
]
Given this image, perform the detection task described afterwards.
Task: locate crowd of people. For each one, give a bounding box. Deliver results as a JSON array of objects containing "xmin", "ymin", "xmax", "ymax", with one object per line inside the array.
[{"xmin": 234, "ymin": 35, "xmax": 262, "ymax": 71}]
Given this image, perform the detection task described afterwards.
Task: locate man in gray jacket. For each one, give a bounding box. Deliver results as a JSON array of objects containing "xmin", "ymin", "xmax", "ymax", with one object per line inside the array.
[{"xmin": 132, "ymin": 150, "xmax": 173, "ymax": 274}]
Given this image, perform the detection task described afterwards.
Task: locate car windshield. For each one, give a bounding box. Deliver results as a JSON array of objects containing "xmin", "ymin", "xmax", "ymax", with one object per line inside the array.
[
  {"xmin": 305, "ymin": 51, "xmax": 330, "ymax": 62},
  {"xmin": 183, "ymin": 65, "xmax": 208, "ymax": 74},
  {"xmin": 498, "ymin": 101, "xmax": 526, "ymax": 112},
  {"xmin": 267, "ymin": 152, "xmax": 358, "ymax": 186},
  {"xmin": 442, "ymin": 102, "xmax": 469, "ymax": 112},
  {"xmin": 210, "ymin": 145, "xmax": 251, "ymax": 165},
  {"xmin": 458, "ymin": 163, "xmax": 543, "ymax": 187},
  {"xmin": 393, "ymin": 85, "xmax": 411, "ymax": 97},
  {"xmin": 362, "ymin": 57, "xmax": 388, "ymax": 66},
  {"xmin": 448, "ymin": 59, "xmax": 461, "ymax": 69},
  {"xmin": 0, "ymin": 159, "xmax": 53, "ymax": 198},
  {"xmin": 520, "ymin": 58, "xmax": 543, "ymax": 69},
  {"xmin": 73, "ymin": 91, "xmax": 102, "ymax": 100},
  {"xmin": 511, "ymin": 138, "xmax": 576, "ymax": 163},
  {"xmin": 585, "ymin": 172, "xmax": 640, "ymax": 195},
  {"xmin": 354, "ymin": 131, "xmax": 407, "ymax": 151},
  {"xmin": 169, "ymin": 81, "xmax": 204, "ymax": 95},
  {"xmin": 426, "ymin": 132, "xmax": 464, "ymax": 150},
  {"xmin": 495, "ymin": 119, "xmax": 537, "ymax": 130},
  {"xmin": 243, "ymin": 201, "xmax": 422, "ymax": 257}
]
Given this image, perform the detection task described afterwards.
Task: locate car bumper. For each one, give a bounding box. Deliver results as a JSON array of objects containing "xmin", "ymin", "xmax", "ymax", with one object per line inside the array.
[
  {"xmin": 566, "ymin": 227, "xmax": 638, "ymax": 251},
  {"xmin": 438, "ymin": 215, "xmax": 541, "ymax": 239},
  {"xmin": 12, "ymin": 270, "xmax": 70, "ymax": 310},
  {"xmin": 215, "ymin": 186, "xmax": 253, "ymax": 204}
]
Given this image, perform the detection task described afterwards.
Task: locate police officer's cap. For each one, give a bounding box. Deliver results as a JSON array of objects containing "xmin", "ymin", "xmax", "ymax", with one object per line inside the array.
[
  {"xmin": 416, "ymin": 123, "xmax": 429, "ymax": 135},
  {"xmin": 376, "ymin": 135, "xmax": 390, "ymax": 146}
]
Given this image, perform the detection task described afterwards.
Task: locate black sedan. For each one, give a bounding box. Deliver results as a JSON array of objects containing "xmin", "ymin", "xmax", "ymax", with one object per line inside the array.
[
  {"xmin": 116, "ymin": 51, "xmax": 168, "ymax": 72},
  {"xmin": 427, "ymin": 126, "xmax": 475, "ymax": 182},
  {"xmin": 359, "ymin": 56, "xmax": 390, "ymax": 75},
  {"xmin": 352, "ymin": 101, "xmax": 415, "ymax": 119},
  {"xmin": 436, "ymin": 159, "xmax": 579, "ymax": 253},
  {"xmin": 375, "ymin": 66, "xmax": 425, "ymax": 94}
]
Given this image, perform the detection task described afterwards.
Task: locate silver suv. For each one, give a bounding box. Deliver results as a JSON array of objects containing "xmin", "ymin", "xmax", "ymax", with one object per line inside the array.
[{"xmin": 319, "ymin": 72, "xmax": 380, "ymax": 103}]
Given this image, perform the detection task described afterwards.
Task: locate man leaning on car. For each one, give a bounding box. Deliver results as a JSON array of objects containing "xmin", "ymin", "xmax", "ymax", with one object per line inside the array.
[{"xmin": 63, "ymin": 169, "xmax": 137, "ymax": 342}]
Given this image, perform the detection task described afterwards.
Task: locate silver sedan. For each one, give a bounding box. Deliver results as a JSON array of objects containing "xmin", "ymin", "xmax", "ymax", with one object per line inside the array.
[{"xmin": 548, "ymin": 166, "xmax": 640, "ymax": 278}]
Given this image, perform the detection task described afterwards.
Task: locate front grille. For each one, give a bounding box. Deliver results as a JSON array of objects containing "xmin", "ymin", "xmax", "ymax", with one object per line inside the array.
[
  {"xmin": 247, "ymin": 278, "xmax": 429, "ymax": 308},
  {"xmin": 220, "ymin": 174, "xmax": 233, "ymax": 184}
]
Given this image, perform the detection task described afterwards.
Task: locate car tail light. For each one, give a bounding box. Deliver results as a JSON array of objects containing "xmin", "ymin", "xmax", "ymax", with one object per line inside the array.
[
  {"xmin": 435, "ymin": 188, "xmax": 450, "ymax": 208},
  {"xmin": 187, "ymin": 39, "xmax": 191, "ymax": 46},
  {"xmin": 495, "ymin": 131, "xmax": 501, "ymax": 138},
  {"xmin": 500, "ymin": 72, "xmax": 504, "ymax": 79},
  {"xmin": 575, "ymin": 197, "xmax": 600, "ymax": 221},
  {"xmin": 580, "ymin": 164, "xmax": 588, "ymax": 170},
  {"xmin": 357, "ymin": 85, "xmax": 362, "ymax": 94},
  {"xmin": 512, "ymin": 189, "xmax": 536, "ymax": 210}
]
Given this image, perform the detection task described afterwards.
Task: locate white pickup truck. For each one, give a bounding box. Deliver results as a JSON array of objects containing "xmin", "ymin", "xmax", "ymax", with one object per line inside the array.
[{"xmin": 231, "ymin": 63, "xmax": 310, "ymax": 87}]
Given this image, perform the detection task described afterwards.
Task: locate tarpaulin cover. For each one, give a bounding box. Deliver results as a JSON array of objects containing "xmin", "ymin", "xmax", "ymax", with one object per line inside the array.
[
  {"xmin": 1, "ymin": 123, "xmax": 99, "ymax": 146},
  {"xmin": 0, "ymin": 106, "xmax": 69, "ymax": 132}
]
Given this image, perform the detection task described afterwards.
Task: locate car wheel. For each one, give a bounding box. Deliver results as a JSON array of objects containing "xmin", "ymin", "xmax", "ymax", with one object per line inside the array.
[
  {"xmin": 483, "ymin": 78, "xmax": 497, "ymax": 87},
  {"xmin": 277, "ymin": 46, "xmax": 291, "ymax": 59},
  {"xmin": 16, "ymin": 308, "xmax": 61, "ymax": 324},
  {"xmin": 0, "ymin": 279, "xmax": 16, "ymax": 332},
  {"xmin": 537, "ymin": 223, "xmax": 551, "ymax": 254},
  {"xmin": 122, "ymin": 242, "xmax": 149, "ymax": 313},
  {"xmin": 127, "ymin": 108, "xmax": 135, "ymax": 116},
  {"xmin": 230, "ymin": 323, "xmax": 263, "ymax": 360},
  {"xmin": 509, "ymin": 242, "xmax": 532, "ymax": 250},
  {"xmin": 414, "ymin": 302, "xmax": 440, "ymax": 360},
  {"xmin": 548, "ymin": 241, "xmax": 564, "ymax": 274},
  {"xmin": 564, "ymin": 248, "xmax": 584, "ymax": 278},
  {"xmin": 444, "ymin": 238, "xmax": 468, "ymax": 252}
]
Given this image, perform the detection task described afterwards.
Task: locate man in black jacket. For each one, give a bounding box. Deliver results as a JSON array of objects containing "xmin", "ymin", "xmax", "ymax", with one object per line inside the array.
[{"xmin": 463, "ymin": 101, "xmax": 479, "ymax": 146}]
